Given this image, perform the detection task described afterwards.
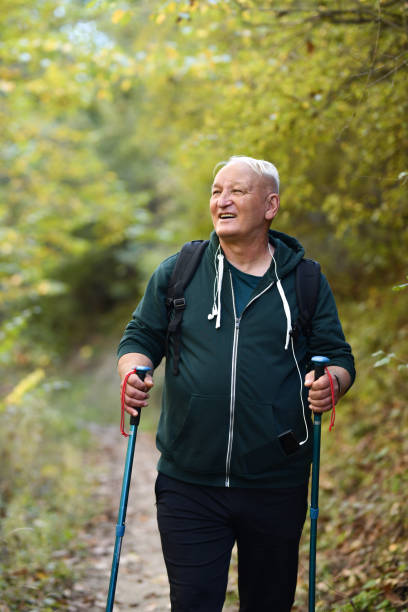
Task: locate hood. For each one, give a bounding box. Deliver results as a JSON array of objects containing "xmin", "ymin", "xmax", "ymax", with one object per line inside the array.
[
  {"xmin": 207, "ymin": 229, "xmax": 305, "ymax": 346},
  {"xmin": 267, "ymin": 229, "xmax": 305, "ymax": 279}
]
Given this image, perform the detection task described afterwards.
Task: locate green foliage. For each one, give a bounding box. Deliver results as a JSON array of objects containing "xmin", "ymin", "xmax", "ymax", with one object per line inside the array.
[
  {"xmin": 0, "ymin": 386, "xmax": 94, "ymax": 608},
  {"xmin": 124, "ymin": 0, "xmax": 408, "ymax": 295},
  {"xmin": 0, "ymin": 0, "xmax": 157, "ymax": 376}
]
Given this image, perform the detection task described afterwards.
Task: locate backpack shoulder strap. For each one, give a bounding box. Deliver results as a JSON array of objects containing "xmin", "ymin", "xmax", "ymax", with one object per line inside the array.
[
  {"xmin": 166, "ymin": 240, "xmax": 209, "ymax": 374},
  {"xmin": 294, "ymin": 258, "xmax": 321, "ymax": 339},
  {"xmin": 166, "ymin": 240, "xmax": 209, "ymax": 306}
]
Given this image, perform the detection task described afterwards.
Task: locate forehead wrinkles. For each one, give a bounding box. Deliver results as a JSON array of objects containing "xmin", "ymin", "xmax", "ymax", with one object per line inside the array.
[{"xmin": 213, "ymin": 170, "xmax": 259, "ymax": 191}]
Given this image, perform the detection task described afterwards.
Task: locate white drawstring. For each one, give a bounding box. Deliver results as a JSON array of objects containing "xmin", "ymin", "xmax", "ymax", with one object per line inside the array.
[
  {"xmin": 269, "ymin": 245, "xmax": 292, "ymax": 350},
  {"xmin": 208, "ymin": 247, "xmax": 224, "ymax": 329},
  {"xmin": 215, "ymin": 253, "xmax": 224, "ymax": 328},
  {"xmin": 290, "ymin": 334, "xmax": 308, "ymax": 445},
  {"xmin": 208, "ymin": 246, "xmax": 220, "ymax": 320}
]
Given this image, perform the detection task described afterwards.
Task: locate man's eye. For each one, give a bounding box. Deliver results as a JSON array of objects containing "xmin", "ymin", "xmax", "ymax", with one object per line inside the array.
[
  {"xmin": 212, "ymin": 190, "xmax": 220, "ymax": 196},
  {"xmin": 232, "ymin": 189, "xmax": 243, "ymax": 194}
]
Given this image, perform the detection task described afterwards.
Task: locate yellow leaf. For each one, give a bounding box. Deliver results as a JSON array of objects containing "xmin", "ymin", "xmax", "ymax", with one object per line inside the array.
[
  {"xmin": 43, "ymin": 39, "xmax": 59, "ymax": 52},
  {"xmin": 112, "ymin": 9, "xmax": 126, "ymax": 24},
  {"xmin": 97, "ymin": 89, "xmax": 109, "ymax": 100},
  {"xmin": 121, "ymin": 79, "xmax": 132, "ymax": 92},
  {"xmin": 156, "ymin": 13, "xmax": 166, "ymax": 25},
  {"xmin": 4, "ymin": 369, "xmax": 45, "ymax": 406}
]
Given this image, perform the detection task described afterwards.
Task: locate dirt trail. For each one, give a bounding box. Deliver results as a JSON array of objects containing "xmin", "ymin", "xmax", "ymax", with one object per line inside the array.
[
  {"xmin": 71, "ymin": 426, "xmax": 238, "ymax": 611},
  {"xmin": 70, "ymin": 426, "xmax": 169, "ymax": 610}
]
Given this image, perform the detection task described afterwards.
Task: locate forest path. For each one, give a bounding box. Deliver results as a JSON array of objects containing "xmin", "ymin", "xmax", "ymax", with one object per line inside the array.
[
  {"xmin": 71, "ymin": 425, "xmax": 239, "ymax": 611},
  {"xmin": 71, "ymin": 426, "xmax": 170, "ymax": 611}
]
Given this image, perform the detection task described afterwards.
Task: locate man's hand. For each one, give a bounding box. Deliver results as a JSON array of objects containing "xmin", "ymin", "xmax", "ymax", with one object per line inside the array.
[
  {"xmin": 304, "ymin": 366, "xmax": 351, "ymax": 413},
  {"xmin": 118, "ymin": 353, "xmax": 154, "ymax": 417}
]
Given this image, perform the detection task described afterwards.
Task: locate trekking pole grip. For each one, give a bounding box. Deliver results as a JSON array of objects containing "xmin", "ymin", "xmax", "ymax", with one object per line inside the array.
[
  {"xmin": 130, "ymin": 366, "xmax": 151, "ymax": 428},
  {"xmin": 311, "ymin": 355, "xmax": 330, "ymax": 423},
  {"xmin": 311, "ymin": 355, "xmax": 329, "ymax": 383}
]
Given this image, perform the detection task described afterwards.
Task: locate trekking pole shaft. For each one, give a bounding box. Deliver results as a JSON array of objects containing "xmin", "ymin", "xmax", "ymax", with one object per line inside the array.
[
  {"xmin": 308, "ymin": 356, "xmax": 329, "ymax": 612},
  {"xmin": 106, "ymin": 366, "xmax": 150, "ymax": 612},
  {"xmin": 106, "ymin": 430, "xmax": 136, "ymax": 611}
]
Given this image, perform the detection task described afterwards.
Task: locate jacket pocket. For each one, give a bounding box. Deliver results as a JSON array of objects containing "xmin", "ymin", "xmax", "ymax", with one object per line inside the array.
[
  {"xmin": 233, "ymin": 401, "xmax": 288, "ymax": 475},
  {"xmin": 167, "ymin": 394, "xmax": 230, "ymax": 475}
]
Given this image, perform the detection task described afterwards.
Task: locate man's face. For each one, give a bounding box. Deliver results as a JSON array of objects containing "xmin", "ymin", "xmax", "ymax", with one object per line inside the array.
[{"xmin": 210, "ymin": 162, "xmax": 279, "ymax": 243}]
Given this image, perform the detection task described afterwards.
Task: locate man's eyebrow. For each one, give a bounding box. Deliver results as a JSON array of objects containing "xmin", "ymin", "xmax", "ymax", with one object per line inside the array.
[{"xmin": 211, "ymin": 181, "xmax": 249, "ymax": 189}]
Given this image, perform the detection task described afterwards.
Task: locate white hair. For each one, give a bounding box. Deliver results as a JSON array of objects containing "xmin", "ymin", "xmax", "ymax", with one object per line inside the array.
[{"xmin": 214, "ymin": 155, "xmax": 280, "ymax": 193}]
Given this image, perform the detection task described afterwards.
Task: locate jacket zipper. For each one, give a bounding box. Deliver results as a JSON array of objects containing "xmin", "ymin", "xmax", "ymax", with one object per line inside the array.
[{"xmin": 225, "ymin": 275, "xmax": 274, "ymax": 487}]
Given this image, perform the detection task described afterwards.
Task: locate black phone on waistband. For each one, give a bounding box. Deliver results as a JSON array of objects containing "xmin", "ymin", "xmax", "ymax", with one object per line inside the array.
[{"xmin": 278, "ymin": 430, "xmax": 300, "ymax": 455}]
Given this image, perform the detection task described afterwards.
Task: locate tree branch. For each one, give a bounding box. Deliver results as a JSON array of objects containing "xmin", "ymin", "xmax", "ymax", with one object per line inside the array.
[{"xmin": 229, "ymin": 1, "xmax": 407, "ymax": 30}]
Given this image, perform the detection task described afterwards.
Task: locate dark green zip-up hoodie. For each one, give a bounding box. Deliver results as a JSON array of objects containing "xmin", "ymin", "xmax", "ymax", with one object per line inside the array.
[{"xmin": 118, "ymin": 230, "xmax": 355, "ymax": 488}]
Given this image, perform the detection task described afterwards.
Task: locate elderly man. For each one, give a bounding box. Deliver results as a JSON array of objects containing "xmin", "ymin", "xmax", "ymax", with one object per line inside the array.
[{"xmin": 118, "ymin": 156, "xmax": 355, "ymax": 611}]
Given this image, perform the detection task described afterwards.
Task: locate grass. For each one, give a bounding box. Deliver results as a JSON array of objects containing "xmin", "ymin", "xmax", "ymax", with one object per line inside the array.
[
  {"xmin": 0, "ymin": 340, "xmax": 163, "ymax": 610},
  {"xmin": 0, "ymin": 390, "xmax": 94, "ymax": 609}
]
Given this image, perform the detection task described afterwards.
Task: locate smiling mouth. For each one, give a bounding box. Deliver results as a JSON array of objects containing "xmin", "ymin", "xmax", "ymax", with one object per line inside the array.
[{"xmin": 219, "ymin": 213, "xmax": 236, "ymax": 219}]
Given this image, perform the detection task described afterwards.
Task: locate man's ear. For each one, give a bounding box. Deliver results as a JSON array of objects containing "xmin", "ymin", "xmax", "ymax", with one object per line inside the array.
[{"xmin": 265, "ymin": 193, "xmax": 280, "ymax": 221}]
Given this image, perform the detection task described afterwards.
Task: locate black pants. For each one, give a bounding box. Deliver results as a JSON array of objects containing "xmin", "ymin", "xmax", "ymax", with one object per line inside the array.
[{"xmin": 155, "ymin": 473, "xmax": 308, "ymax": 612}]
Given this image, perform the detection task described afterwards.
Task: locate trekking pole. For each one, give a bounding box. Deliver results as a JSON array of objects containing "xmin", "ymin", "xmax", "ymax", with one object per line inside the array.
[
  {"xmin": 106, "ymin": 365, "xmax": 151, "ymax": 612},
  {"xmin": 308, "ymin": 355, "xmax": 330, "ymax": 612}
]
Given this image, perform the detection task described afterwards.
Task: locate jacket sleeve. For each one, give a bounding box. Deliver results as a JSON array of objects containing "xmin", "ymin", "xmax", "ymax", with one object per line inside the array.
[
  {"xmin": 308, "ymin": 273, "xmax": 356, "ymax": 386},
  {"xmin": 117, "ymin": 255, "xmax": 177, "ymax": 368}
]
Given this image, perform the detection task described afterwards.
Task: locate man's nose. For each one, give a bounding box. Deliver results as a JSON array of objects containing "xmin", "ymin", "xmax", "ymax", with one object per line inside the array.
[{"xmin": 219, "ymin": 190, "xmax": 232, "ymax": 206}]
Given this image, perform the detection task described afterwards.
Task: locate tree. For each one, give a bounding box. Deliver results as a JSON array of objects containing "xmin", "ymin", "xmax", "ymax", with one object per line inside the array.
[
  {"xmin": 128, "ymin": 0, "xmax": 408, "ymax": 295},
  {"xmin": 0, "ymin": 0, "xmax": 155, "ymax": 377}
]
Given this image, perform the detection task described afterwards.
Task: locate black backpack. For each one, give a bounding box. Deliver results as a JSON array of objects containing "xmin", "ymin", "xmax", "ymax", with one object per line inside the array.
[{"xmin": 166, "ymin": 240, "xmax": 320, "ymax": 375}]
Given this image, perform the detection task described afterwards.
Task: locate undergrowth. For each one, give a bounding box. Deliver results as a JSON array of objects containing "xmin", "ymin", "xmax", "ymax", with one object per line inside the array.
[
  {"xmin": 0, "ymin": 341, "xmax": 162, "ymax": 610},
  {"xmin": 292, "ymin": 297, "xmax": 408, "ymax": 611},
  {"xmin": 0, "ymin": 389, "xmax": 95, "ymax": 609}
]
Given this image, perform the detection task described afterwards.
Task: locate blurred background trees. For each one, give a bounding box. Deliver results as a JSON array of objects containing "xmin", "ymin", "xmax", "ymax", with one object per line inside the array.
[{"xmin": 1, "ymin": 0, "xmax": 407, "ymax": 609}]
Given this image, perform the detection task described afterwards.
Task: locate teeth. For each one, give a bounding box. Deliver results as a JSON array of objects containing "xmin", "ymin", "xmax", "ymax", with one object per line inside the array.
[{"xmin": 220, "ymin": 214, "xmax": 235, "ymax": 218}]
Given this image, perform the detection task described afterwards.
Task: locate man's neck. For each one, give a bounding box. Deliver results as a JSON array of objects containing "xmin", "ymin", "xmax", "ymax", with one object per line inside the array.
[{"xmin": 219, "ymin": 236, "xmax": 275, "ymax": 276}]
